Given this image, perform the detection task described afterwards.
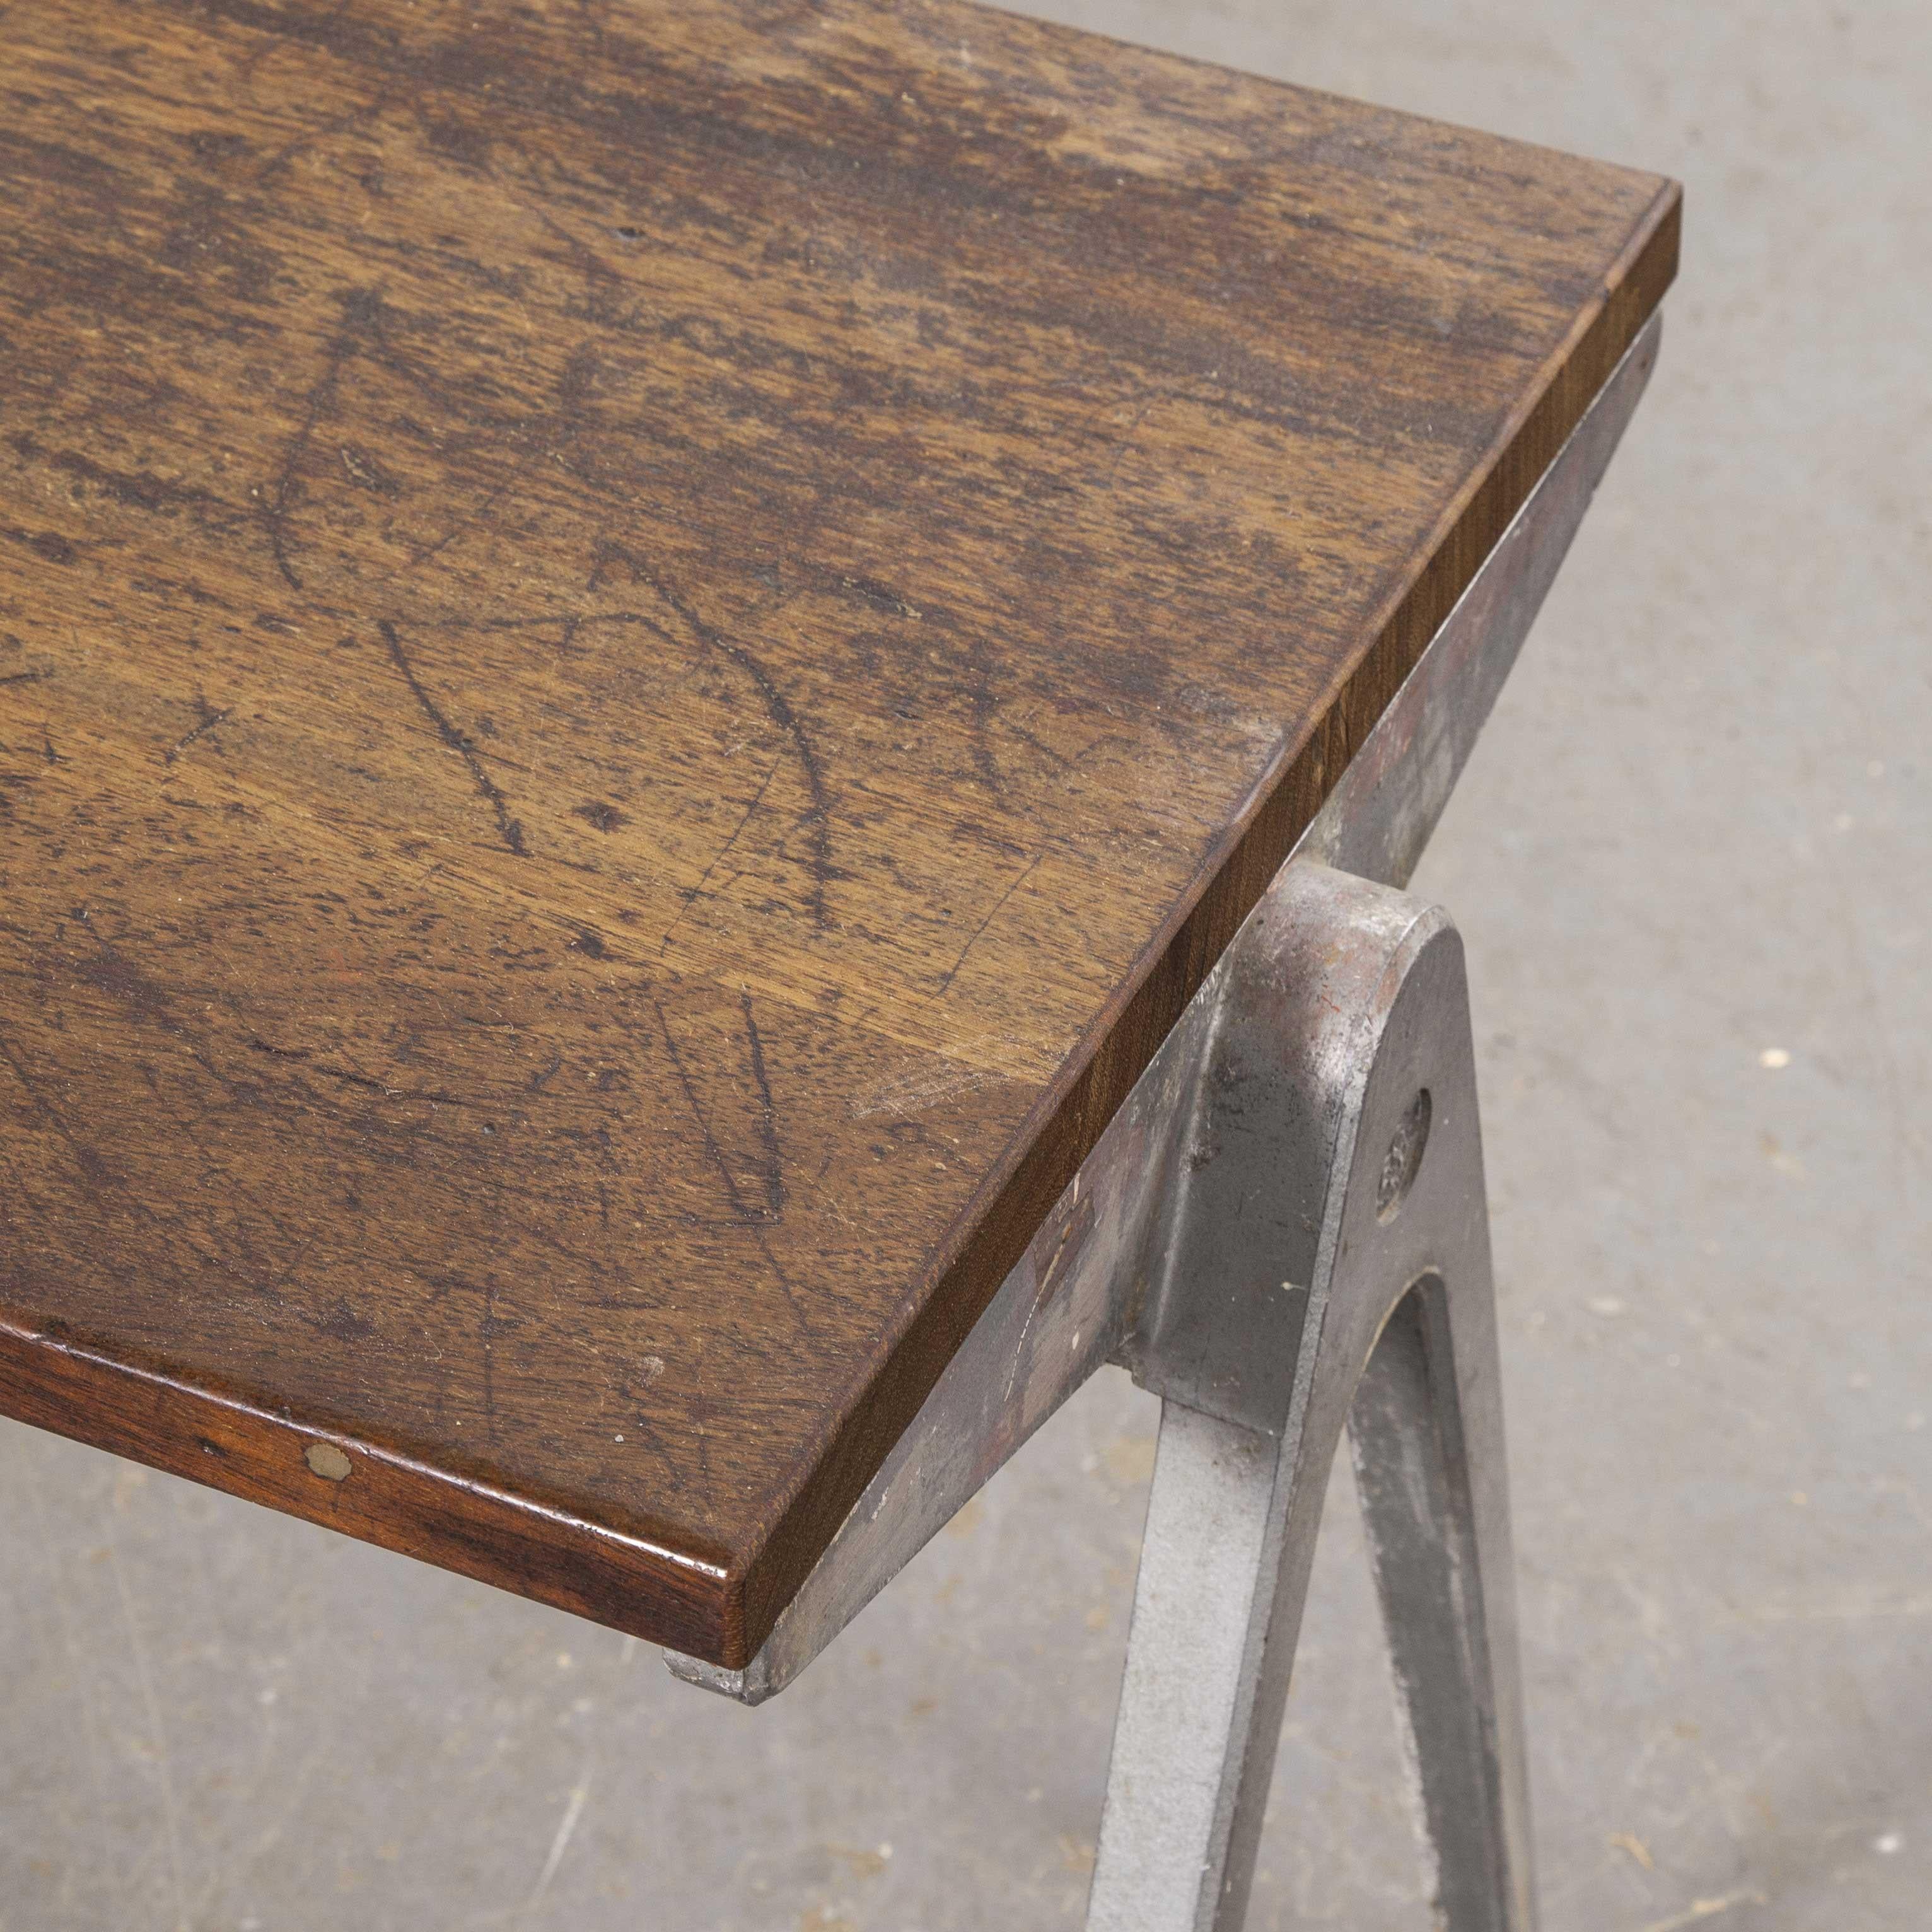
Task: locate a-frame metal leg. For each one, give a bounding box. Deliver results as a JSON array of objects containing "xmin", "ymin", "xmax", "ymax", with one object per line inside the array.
[
  {"xmin": 1086, "ymin": 867, "xmax": 1533, "ymax": 1932},
  {"xmin": 1083, "ymin": 1396, "xmax": 1332, "ymax": 1932},
  {"xmin": 1350, "ymin": 1272, "xmax": 1533, "ymax": 1932}
]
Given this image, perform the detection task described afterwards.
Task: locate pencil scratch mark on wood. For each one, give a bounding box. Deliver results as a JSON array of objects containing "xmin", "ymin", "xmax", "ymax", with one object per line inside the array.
[
  {"xmin": 931, "ymin": 853, "xmax": 1042, "ymax": 1000},
  {"xmin": 649, "ymin": 998, "xmax": 783, "ymax": 1230},
  {"xmin": 244, "ymin": 1035, "xmax": 472, "ymax": 1105},
  {"xmin": 0, "ymin": 1024, "xmax": 117, "ymax": 1192},
  {"xmin": 377, "ymin": 618, "xmax": 528, "ymax": 855},
  {"xmin": 658, "ymin": 759, "xmax": 780, "ymax": 953},
  {"xmin": 163, "ymin": 694, "xmax": 235, "ymax": 766},
  {"xmin": 593, "ymin": 540, "xmax": 834, "ymax": 928},
  {"xmin": 738, "ymin": 987, "xmax": 786, "ymax": 1223},
  {"xmin": 260, "ymin": 288, "xmax": 381, "ymax": 589},
  {"xmin": 649, "ymin": 994, "xmax": 808, "ymax": 1334}
]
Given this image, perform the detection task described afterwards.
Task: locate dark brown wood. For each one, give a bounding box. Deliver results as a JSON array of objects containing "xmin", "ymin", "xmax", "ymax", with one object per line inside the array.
[{"xmin": 0, "ymin": 0, "xmax": 1677, "ymax": 1666}]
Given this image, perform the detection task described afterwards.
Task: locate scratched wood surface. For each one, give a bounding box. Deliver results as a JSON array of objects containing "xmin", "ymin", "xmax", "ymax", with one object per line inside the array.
[{"xmin": 0, "ymin": 0, "xmax": 1677, "ymax": 1665}]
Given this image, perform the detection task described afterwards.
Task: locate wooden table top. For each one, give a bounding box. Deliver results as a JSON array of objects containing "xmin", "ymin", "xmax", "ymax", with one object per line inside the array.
[{"xmin": 0, "ymin": 0, "xmax": 1676, "ymax": 1667}]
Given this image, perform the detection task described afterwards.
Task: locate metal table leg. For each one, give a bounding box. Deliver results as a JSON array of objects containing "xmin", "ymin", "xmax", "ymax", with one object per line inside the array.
[{"xmin": 1088, "ymin": 866, "xmax": 1531, "ymax": 1932}]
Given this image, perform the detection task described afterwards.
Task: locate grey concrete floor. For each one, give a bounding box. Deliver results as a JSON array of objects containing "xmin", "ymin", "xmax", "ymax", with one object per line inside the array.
[{"xmin": 4, "ymin": 3, "xmax": 1929, "ymax": 1928}]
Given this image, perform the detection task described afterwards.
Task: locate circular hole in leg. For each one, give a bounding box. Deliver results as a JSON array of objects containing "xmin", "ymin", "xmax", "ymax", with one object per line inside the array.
[{"xmin": 1376, "ymin": 1088, "xmax": 1431, "ymax": 1222}]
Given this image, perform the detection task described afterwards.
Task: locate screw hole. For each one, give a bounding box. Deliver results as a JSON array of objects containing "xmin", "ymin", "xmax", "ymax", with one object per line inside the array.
[{"xmin": 1376, "ymin": 1089, "xmax": 1431, "ymax": 1222}]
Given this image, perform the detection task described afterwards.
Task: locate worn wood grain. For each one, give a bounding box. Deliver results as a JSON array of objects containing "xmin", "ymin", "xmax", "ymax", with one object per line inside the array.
[{"xmin": 0, "ymin": 0, "xmax": 1677, "ymax": 1665}]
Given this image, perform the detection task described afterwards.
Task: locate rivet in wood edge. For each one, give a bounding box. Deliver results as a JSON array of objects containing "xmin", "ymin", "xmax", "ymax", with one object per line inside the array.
[{"xmin": 304, "ymin": 1441, "xmax": 352, "ymax": 1482}]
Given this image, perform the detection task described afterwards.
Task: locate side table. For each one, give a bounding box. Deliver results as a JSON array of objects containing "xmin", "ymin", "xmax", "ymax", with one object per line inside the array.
[{"xmin": 0, "ymin": 3, "xmax": 1678, "ymax": 1924}]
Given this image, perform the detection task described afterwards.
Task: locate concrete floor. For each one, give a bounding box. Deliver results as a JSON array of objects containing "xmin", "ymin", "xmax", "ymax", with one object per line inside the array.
[{"xmin": 4, "ymin": 3, "xmax": 1929, "ymax": 1928}]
